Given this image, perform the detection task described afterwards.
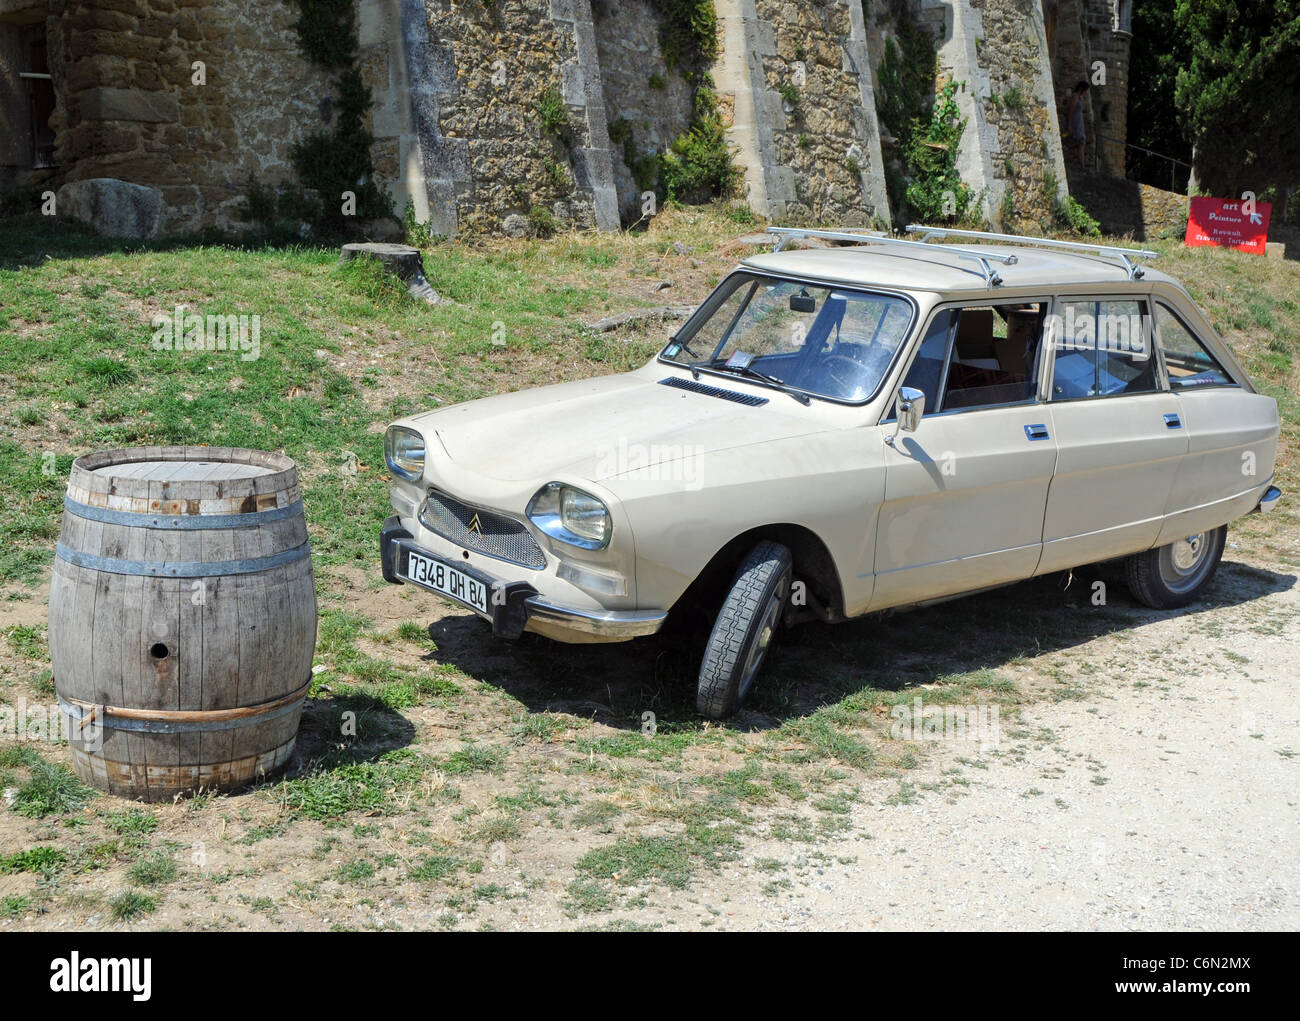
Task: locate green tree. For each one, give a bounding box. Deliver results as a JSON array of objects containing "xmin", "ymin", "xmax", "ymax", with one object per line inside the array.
[
  {"xmin": 1174, "ymin": 1, "xmax": 1300, "ymax": 206},
  {"xmin": 1128, "ymin": 0, "xmax": 1192, "ymax": 190}
]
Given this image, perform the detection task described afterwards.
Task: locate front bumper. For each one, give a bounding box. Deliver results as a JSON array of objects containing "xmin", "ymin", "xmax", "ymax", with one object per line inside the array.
[{"xmin": 380, "ymin": 516, "xmax": 666, "ymax": 642}]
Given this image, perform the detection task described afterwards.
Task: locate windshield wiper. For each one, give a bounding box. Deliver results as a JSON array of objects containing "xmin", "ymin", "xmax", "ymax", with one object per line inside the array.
[{"xmin": 690, "ymin": 359, "xmax": 811, "ymax": 405}]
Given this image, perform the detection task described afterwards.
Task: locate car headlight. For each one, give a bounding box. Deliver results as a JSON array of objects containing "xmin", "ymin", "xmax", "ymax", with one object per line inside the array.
[
  {"xmin": 385, "ymin": 426, "xmax": 425, "ymax": 481},
  {"xmin": 526, "ymin": 482, "xmax": 611, "ymax": 549}
]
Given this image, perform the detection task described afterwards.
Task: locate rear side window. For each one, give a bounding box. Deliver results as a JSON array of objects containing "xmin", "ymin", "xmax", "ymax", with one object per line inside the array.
[
  {"xmin": 1156, "ymin": 302, "xmax": 1233, "ymax": 388},
  {"xmin": 1051, "ymin": 298, "xmax": 1156, "ymax": 399}
]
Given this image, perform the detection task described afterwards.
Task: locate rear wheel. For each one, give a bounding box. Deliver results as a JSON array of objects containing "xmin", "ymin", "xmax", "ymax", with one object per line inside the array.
[
  {"xmin": 1125, "ymin": 526, "xmax": 1226, "ymax": 609},
  {"xmin": 696, "ymin": 541, "xmax": 792, "ymax": 720}
]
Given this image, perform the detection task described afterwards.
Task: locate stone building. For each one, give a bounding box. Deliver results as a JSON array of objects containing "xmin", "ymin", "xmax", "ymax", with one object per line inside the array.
[{"xmin": 0, "ymin": 0, "xmax": 1131, "ymax": 237}]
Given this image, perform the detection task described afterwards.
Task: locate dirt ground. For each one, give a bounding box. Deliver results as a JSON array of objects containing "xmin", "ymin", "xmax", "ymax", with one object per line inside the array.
[{"xmin": 2, "ymin": 535, "xmax": 1296, "ymax": 931}]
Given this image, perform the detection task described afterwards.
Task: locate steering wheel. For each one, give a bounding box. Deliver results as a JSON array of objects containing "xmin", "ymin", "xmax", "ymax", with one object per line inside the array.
[{"xmin": 820, "ymin": 354, "xmax": 865, "ymax": 394}]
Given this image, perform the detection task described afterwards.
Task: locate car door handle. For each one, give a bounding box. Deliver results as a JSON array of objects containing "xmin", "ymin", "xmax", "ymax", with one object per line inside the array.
[
  {"xmin": 1025, "ymin": 423, "xmax": 1050, "ymax": 441},
  {"xmin": 1164, "ymin": 413, "xmax": 1182, "ymax": 429}
]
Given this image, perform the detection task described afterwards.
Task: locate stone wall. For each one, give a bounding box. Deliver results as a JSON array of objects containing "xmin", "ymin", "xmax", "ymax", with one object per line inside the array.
[
  {"xmin": 716, "ymin": 0, "xmax": 889, "ymax": 226},
  {"xmin": 53, "ymin": 0, "xmax": 333, "ymax": 233},
  {"xmin": 590, "ymin": 0, "xmax": 694, "ymax": 223},
  {"xmin": 1045, "ymin": 0, "xmax": 1129, "ymax": 176},
  {"xmin": 7, "ymin": 0, "xmax": 1135, "ymax": 238},
  {"xmin": 972, "ymin": 0, "xmax": 1067, "ymax": 231},
  {"xmin": 748, "ymin": 0, "xmax": 887, "ymax": 225},
  {"xmin": 419, "ymin": 0, "xmax": 617, "ymax": 236}
]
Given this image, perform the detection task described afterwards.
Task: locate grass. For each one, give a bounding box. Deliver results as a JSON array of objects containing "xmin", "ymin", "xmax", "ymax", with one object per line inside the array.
[
  {"xmin": 109, "ymin": 890, "xmax": 157, "ymax": 921},
  {"xmin": 12, "ymin": 760, "xmax": 94, "ymax": 818},
  {"xmin": 0, "ymin": 846, "xmax": 67, "ymax": 877},
  {"xmin": 127, "ymin": 850, "xmax": 179, "ymax": 887},
  {"xmin": 277, "ymin": 749, "xmax": 429, "ymax": 820},
  {"xmin": 0, "ymin": 206, "xmax": 1296, "ymax": 928}
]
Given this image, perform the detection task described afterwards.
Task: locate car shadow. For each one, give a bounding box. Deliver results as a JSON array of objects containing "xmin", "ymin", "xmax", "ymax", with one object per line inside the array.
[{"xmin": 422, "ymin": 557, "xmax": 1296, "ymax": 734}]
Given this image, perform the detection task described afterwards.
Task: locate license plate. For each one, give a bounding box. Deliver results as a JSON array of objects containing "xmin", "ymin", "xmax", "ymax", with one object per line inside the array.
[{"xmin": 404, "ymin": 550, "xmax": 490, "ymax": 615}]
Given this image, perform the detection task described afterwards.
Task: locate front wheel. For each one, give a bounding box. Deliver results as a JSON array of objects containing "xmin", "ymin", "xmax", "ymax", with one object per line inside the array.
[
  {"xmin": 696, "ymin": 540, "xmax": 792, "ymax": 720},
  {"xmin": 1125, "ymin": 525, "xmax": 1226, "ymax": 609}
]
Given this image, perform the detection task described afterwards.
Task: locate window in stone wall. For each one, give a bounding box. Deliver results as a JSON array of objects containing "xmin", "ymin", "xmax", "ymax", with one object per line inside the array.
[
  {"xmin": 1113, "ymin": 1, "xmax": 1133, "ymax": 35},
  {"xmin": 0, "ymin": 22, "xmax": 56, "ymax": 169}
]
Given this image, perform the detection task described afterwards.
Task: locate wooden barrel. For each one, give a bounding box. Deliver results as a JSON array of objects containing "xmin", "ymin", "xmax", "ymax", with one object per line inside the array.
[{"xmin": 47, "ymin": 446, "xmax": 317, "ymax": 802}]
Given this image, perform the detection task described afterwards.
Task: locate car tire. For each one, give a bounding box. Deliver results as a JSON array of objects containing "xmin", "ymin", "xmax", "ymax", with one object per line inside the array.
[
  {"xmin": 696, "ymin": 540, "xmax": 792, "ymax": 720},
  {"xmin": 1125, "ymin": 525, "xmax": 1227, "ymax": 609}
]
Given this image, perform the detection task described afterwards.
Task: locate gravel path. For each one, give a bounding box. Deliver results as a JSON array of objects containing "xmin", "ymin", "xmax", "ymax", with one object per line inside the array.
[{"xmin": 706, "ymin": 558, "xmax": 1300, "ymax": 931}]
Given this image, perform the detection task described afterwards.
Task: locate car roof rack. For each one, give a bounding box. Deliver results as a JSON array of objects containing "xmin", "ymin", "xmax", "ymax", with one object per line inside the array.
[
  {"xmin": 767, "ymin": 226, "xmax": 1018, "ymax": 287},
  {"xmin": 906, "ymin": 224, "xmax": 1159, "ymax": 280}
]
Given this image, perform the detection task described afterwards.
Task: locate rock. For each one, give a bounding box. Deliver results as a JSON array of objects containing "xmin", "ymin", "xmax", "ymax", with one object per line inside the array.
[
  {"xmin": 502, "ymin": 214, "xmax": 532, "ymax": 238},
  {"xmin": 56, "ymin": 178, "xmax": 163, "ymax": 240},
  {"xmin": 360, "ymin": 217, "xmax": 405, "ymax": 243},
  {"xmin": 1264, "ymin": 242, "xmax": 1287, "ymax": 260}
]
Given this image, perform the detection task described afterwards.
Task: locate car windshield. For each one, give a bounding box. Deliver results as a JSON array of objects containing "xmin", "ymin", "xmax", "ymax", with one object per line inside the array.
[{"xmin": 660, "ymin": 273, "xmax": 914, "ymax": 403}]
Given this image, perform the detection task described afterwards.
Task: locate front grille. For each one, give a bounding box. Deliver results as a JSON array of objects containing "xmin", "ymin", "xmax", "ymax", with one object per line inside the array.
[
  {"xmin": 419, "ymin": 490, "xmax": 546, "ymax": 569},
  {"xmin": 658, "ymin": 376, "xmax": 769, "ymax": 406}
]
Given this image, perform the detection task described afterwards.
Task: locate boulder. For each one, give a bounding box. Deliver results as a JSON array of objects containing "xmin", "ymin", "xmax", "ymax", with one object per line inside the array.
[{"xmin": 57, "ymin": 178, "xmax": 163, "ymax": 240}]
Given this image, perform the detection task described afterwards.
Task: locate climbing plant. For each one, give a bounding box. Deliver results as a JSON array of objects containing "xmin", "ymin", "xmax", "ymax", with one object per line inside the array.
[
  {"xmin": 655, "ymin": 0, "xmax": 720, "ymax": 71},
  {"xmin": 244, "ymin": 0, "xmax": 391, "ymax": 237},
  {"xmin": 876, "ymin": 24, "xmax": 975, "ymax": 225},
  {"xmin": 611, "ymin": 1, "xmax": 736, "ymax": 211}
]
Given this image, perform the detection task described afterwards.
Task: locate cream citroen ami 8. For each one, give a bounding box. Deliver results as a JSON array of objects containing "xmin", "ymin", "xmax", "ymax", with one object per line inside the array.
[{"xmin": 381, "ymin": 226, "xmax": 1282, "ymax": 719}]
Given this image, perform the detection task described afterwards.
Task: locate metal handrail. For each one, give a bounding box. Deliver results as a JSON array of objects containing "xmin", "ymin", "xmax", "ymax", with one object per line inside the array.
[
  {"xmin": 1094, "ymin": 131, "xmax": 1191, "ymax": 191},
  {"xmin": 905, "ymin": 225, "xmax": 1158, "ymax": 280},
  {"xmin": 767, "ymin": 226, "xmax": 1018, "ymax": 287}
]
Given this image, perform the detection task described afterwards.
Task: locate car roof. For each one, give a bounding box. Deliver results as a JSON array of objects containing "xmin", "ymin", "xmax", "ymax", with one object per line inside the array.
[{"xmin": 740, "ymin": 245, "xmax": 1179, "ymax": 294}]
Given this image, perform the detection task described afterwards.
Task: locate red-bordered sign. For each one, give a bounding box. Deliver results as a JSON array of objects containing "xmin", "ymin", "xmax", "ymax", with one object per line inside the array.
[{"xmin": 1185, "ymin": 197, "xmax": 1272, "ymax": 255}]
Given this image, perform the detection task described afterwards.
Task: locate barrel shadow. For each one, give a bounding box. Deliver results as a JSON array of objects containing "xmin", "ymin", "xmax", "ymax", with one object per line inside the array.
[{"xmin": 286, "ymin": 692, "xmax": 417, "ymax": 772}]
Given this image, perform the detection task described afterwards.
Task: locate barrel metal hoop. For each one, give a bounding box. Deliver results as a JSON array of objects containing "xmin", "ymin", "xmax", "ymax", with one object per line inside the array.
[
  {"xmin": 57, "ymin": 679, "xmax": 311, "ymax": 734},
  {"xmin": 55, "ymin": 541, "xmax": 311, "ymax": 577},
  {"xmin": 64, "ymin": 495, "xmax": 304, "ymax": 530}
]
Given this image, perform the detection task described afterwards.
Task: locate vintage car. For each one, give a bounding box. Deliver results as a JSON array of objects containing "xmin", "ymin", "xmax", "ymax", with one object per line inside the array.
[{"xmin": 381, "ymin": 226, "xmax": 1282, "ymax": 718}]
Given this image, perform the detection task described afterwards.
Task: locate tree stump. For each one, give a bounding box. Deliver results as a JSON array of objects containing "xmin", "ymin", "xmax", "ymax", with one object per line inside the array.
[{"xmin": 338, "ymin": 242, "xmax": 448, "ymax": 305}]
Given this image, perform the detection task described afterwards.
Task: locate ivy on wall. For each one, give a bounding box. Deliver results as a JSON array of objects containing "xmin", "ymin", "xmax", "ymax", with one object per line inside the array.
[
  {"xmin": 615, "ymin": 0, "xmax": 736, "ymax": 212},
  {"xmin": 244, "ymin": 0, "xmax": 391, "ymax": 236},
  {"xmin": 876, "ymin": 22, "xmax": 975, "ymax": 225}
]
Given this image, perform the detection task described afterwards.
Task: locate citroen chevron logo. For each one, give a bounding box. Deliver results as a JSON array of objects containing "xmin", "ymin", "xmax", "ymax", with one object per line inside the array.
[{"xmin": 467, "ymin": 513, "xmax": 482, "ymax": 535}]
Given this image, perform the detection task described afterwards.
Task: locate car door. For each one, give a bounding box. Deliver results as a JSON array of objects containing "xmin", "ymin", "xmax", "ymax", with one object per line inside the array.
[
  {"xmin": 1152, "ymin": 298, "xmax": 1281, "ymax": 542},
  {"xmin": 1036, "ymin": 295, "xmax": 1189, "ymax": 574},
  {"xmin": 871, "ymin": 299, "xmax": 1058, "ymax": 610}
]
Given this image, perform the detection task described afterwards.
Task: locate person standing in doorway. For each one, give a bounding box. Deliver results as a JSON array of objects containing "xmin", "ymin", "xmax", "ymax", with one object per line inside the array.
[{"xmin": 1066, "ymin": 81, "xmax": 1089, "ymax": 166}]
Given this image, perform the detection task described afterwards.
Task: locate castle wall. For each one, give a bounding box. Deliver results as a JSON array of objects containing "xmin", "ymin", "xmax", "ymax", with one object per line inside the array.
[
  {"xmin": 54, "ymin": 0, "xmax": 333, "ymax": 234},
  {"xmin": 715, "ymin": 0, "xmax": 889, "ymax": 226},
  {"xmin": 923, "ymin": 0, "xmax": 1067, "ymax": 230},
  {"xmin": 590, "ymin": 0, "xmax": 695, "ymax": 223},
  {"xmin": 13, "ymin": 0, "xmax": 1125, "ymax": 238}
]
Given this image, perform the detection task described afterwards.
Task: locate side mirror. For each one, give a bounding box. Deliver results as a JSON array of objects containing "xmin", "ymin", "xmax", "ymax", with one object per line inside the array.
[{"xmin": 886, "ymin": 386, "xmax": 925, "ymax": 447}]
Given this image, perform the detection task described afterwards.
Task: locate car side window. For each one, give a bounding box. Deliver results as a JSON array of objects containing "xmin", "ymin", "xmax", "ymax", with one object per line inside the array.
[
  {"xmin": 938, "ymin": 301, "xmax": 1046, "ymax": 411},
  {"xmin": 884, "ymin": 309, "xmax": 957, "ymax": 420},
  {"xmin": 1156, "ymin": 302, "xmax": 1233, "ymax": 388},
  {"xmin": 1051, "ymin": 298, "xmax": 1156, "ymax": 399}
]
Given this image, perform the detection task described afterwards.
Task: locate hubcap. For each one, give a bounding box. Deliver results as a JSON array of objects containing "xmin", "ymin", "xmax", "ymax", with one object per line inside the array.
[
  {"xmin": 1159, "ymin": 530, "xmax": 1215, "ymax": 594},
  {"xmin": 1170, "ymin": 533, "xmax": 1205, "ymax": 573},
  {"xmin": 738, "ymin": 588, "xmax": 783, "ymax": 702}
]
